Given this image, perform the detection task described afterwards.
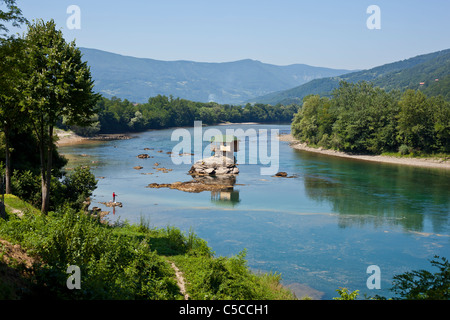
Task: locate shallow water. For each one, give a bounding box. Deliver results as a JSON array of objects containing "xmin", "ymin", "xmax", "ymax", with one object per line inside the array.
[{"xmin": 59, "ymin": 124, "xmax": 450, "ymax": 299}]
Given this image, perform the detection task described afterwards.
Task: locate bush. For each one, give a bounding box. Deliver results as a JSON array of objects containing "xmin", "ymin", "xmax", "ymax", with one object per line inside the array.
[
  {"xmin": 63, "ymin": 165, "xmax": 97, "ymax": 210},
  {"xmin": 398, "ymin": 144, "xmax": 411, "ymax": 155},
  {"xmin": 0, "ymin": 208, "xmax": 181, "ymax": 299}
]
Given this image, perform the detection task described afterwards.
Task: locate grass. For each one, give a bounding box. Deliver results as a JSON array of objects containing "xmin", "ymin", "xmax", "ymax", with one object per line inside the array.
[
  {"xmin": 4, "ymin": 194, "xmax": 40, "ymax": 216},
  {"xmin": 0, "ymin": 195, "xmax": 298, "ymax": 300}
]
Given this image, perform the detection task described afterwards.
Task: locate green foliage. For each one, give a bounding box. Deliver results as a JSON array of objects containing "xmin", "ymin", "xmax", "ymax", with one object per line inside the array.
[
  {"xmin": 172, "ymin": 249, "xmax": 296, "ymax": 300},
  {"xmin": 390, "ymin": 256, "xmax": 450, "ymax": 300},
  {"xmin": 0, "ymin": 208, "xmax": 181, "ymax": 299},
  {"xmin": 9, "ymin": 165, "xmax": 97, "ymax": 211},
  {"xmin": 62, "ymin": 166, "xmax": 97, "ymax": 210},
  {"xmin": 398, "ymin": 144, "xmax": 411, "ymax": 155},
  {"xmin": 292, "ymin": 81, "xmax": 450, "ymax": 155},
  {"xmin": 95, "ymin": 95, "xmax": 298, "ymax": 134},
  {"xmin": 333, "ymin": 288, "xmax": 360, "ymax": 300},
  {"xmin": 0, "ymin": 199, "xmax": 295, "ymax": 300},
  {"xmin": 0, "ymin": 0, "xmax": 28, "ymax": 39},
  {"xmin": 19, "ymin": 19, "xmax": 99, "ymax": 213},
  {"xmin": 256, "ymin": 48, "xmax": 450, "ymax": 105}
]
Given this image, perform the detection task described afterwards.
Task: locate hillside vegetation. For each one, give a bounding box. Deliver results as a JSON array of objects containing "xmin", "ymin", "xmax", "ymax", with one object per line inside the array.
[
  {"xmin": 291, "ymin": 81, "xmax": 450, "ymax": 155},
  {"xmin": 0, "ymin": 195, "xmax": 297, "ymax": 300},
  {"xmin": 253, "ymin": 48, "xmax": 450, "ymax": 105}
]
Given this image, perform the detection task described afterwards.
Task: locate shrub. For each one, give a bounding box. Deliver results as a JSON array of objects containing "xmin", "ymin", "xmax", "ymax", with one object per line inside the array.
[{"xmin": 398, "ymin": 144, "xmax": 411, "ymax": 155}]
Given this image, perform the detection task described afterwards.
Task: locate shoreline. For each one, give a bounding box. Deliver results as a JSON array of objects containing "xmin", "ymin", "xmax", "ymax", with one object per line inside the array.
[
  {"xmin": 55, "ymin": 129, "xmax": 132, "ymax": 147},
  {"xmin": 278, "ymin": 134, "xmax": 450, "ymax": 170}
]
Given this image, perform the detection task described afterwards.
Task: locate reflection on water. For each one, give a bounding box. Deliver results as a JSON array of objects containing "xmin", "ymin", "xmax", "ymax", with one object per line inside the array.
[
  {"xmin": 206, "ymin": 175, "xmax": 241, "ymax": 207},
  {"xmin": 295, "ymin": 150, "xmax": 450, "ymax": 233}
]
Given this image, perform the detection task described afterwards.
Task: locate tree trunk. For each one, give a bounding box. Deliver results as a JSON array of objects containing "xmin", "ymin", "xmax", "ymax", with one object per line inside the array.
[
  {"xmin": 39, "ymin": 125, "xmax": 53, "ymax": 215},
  {"xmin": 4, "ymin": 124, "xmax": 12, "ymax": 194}
]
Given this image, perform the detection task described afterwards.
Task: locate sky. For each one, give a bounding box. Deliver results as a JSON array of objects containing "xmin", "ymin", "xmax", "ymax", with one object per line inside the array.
[{"xmin": 5, "ymin": 0, "xmax": 450, "ymax": 70}]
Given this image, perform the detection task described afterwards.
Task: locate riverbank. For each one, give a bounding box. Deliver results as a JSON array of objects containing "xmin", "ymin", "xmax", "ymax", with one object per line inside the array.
[
  {"xmin": 0, "ymin": 194, "xmax": 298, "ymax": 300},
  {"xmin": 55, "ymin": 129, "xmax": 132, "ymax": 146},
  {"xmin": 278, "ymin": 134, "xmax": 450, "ymax": 170}
]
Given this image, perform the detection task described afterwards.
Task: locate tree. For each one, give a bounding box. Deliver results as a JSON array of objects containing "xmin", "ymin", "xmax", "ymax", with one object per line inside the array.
[
  {"xmin": 0, "ymin": 0, "xmax": 27, "ymax": 195},
  {"xmin": 0, "ymin": 0, "xmax": 27, "ymax": 39},
  {"xmin": 63, "ymin": 165, "xmax": 97, "ymax": 211},
  {"xmin": 390, "ymin": 256, "xmax": 450, "ymax": 300},
  {"xmin": 0, "ymin": 37, "xmax": 26, "ymax": 193},
  {"xmin": 22, "ymin": 19, "xmax": 99, "ymax": 214},
  {"xmin": 397, "ymin": 90, "xmax": 435, "ymax": 153}
]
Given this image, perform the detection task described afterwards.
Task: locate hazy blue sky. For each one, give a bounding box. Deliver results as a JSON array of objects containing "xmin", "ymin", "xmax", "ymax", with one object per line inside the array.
[{"xmin": 8, "ymin": 0, "xmax": 450, "ymax": 70}]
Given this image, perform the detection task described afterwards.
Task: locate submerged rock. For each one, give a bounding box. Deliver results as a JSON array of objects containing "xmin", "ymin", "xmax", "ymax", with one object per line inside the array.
[
  {"xmin": 99, "ymin": 201, "xmax": 123, "ymax": 208},
  {"xmin": 137, "ymin": 153, "xmax": 151, "ymax": 158},
  {"xmin": 147, "ymin": 180, "xmax": 234, "ymax": 193}
]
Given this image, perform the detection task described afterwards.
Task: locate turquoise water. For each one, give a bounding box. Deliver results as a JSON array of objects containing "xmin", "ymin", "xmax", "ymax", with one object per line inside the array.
[{"xmin": 59, "ymin": 124, "xmax": 450, "ymax": 299}]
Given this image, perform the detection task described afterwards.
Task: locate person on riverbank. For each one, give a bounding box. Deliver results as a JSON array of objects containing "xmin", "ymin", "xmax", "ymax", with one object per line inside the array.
[{"xmin": 113, "ymin": 192, "xmax": 117, "ymax": 203}]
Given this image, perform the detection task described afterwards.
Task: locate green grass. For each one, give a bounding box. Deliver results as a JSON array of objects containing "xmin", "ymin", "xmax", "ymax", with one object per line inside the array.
[
  {"xmin": 0, "ymin": 195, "xmax": 298, "ymax": 300},
  {"xmin": 4, "ymin": 194, "xmax": 41, "ymax": 216}
]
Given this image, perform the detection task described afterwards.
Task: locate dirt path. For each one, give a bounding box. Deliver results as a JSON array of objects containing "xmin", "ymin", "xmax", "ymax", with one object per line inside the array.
[{"xmin": 169, "ymin": 261, "xmax": 189, "ymax": 300}]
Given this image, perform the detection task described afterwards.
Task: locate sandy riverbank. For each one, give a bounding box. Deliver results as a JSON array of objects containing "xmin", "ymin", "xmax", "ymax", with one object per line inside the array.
[
  {"xmin": 55, "ymin": 129, "xmax": 132, "ymax": 147},
  {"xmin": 278, "ymin": 134, "xmax": 450, "ymax": 170}
]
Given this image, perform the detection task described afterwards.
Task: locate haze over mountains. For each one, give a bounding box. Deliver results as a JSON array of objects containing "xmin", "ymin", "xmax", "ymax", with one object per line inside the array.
[
  {"xmin": 80, "ymin": 47, "xmax": 353, "ymax": 105},
  {"xmin": 251, "ymin": 48, "xmax": 450, "ymax": 105}
]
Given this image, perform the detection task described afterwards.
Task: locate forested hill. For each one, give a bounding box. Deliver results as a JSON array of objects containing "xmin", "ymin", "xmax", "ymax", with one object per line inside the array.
[
  {"xmin": 251, "ymin": 48, "xmax": 450, "ymax": 105},
  {"xmin": 79, "ymin": 47, "xmax": 353, "ymax": 105}
]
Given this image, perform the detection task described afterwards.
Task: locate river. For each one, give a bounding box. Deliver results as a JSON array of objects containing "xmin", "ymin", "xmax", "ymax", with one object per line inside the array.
[{"xmin": 59, "ymin": 124, "xmax": 450, "ymax": 300}]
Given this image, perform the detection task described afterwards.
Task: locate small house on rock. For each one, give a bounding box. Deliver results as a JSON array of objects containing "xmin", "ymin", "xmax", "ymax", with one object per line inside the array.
[{"xmin": 189, "ymin": 135, "xmax": 240, "ymax": 176}]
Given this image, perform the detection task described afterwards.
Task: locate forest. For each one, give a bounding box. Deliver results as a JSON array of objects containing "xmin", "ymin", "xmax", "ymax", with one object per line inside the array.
[
  {"xmin": 291, "ymin": 81, "xmax": 450, "ymax": 155},
  {"xmin": 66, "ymin": 95, "xmax": 299, "ymax": 136}
]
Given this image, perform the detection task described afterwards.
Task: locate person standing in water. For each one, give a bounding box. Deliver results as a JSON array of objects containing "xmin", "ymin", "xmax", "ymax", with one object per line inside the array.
[{"xmin": 113, "ymin": 192, "xmax": 117, "ymax": 202}]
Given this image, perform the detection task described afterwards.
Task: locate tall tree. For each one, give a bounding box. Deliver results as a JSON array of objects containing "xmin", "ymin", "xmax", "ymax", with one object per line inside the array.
[
  {"xmin": 397, "ymin": 90, "xmax": 434, "ymax": 152},
  {"xmin": 0, "ymin": 37, "xmax": 26, "ymax": 194},
  {"xmin": 22, "ymin": 19, "xmax": 99, "ymax": 214}
]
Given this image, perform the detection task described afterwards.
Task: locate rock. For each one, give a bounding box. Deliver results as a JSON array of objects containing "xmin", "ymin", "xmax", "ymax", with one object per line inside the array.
[
  {"xmin": 133, "ymin": 166, "xmax": 143, "ymax": 170},
  {"xmin": 275, "ymin": 172, "xmax": 288, "ymax": 177},
  {"xmin": 137, "ymin": 154, "xmax": 151, "ymax": 158},
  {"xmin": 189, "ymin": 156, "xmax": 239, "ymax": 176},
  {"xmin": 99, "ymin": 201, "xmax": 123, "ymax": 207},
  {"xmin": 146, "ymin": 180, "xmax": 234, "ymax": 193}
]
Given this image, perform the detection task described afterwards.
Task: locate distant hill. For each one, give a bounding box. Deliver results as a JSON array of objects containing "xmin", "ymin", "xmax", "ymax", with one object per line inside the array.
[
  {"xmin": 251, "ymin": 48, "xmax": 450, "ymax": 105},
  {"xmin": 79, "ymin": 47, "xmax": 353, "ymax": 104}
]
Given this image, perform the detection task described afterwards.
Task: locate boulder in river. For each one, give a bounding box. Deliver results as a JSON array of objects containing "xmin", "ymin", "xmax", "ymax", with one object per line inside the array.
[{"xmin": 189, "ymin": 156, "xmax": 239, "ymax": 176}]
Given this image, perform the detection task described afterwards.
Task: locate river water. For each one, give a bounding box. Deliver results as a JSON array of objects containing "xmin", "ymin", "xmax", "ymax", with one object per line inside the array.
[{"xmin": 59, "ymin": 124, "xmax": 450, "ymax": 299}]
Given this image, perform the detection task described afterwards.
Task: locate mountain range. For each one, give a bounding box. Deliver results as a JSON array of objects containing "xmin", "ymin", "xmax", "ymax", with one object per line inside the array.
[
  {"xmin": 250, "ymin": 48, "xmax": 450, "ymax": 105},
  {"xmin": 79, "ymin": 47, "xmax": 353, "ymax": 105}
]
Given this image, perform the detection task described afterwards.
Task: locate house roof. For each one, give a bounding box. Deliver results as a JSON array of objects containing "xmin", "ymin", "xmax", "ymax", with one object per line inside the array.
[{"xmin": 211, "ymin": 135, "xmax": 238, "ymax": 143}]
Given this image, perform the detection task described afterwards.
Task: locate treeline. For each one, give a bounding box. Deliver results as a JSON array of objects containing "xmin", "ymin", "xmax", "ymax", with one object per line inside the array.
[
  {"xmin": 292, "ymin": 81, "xmax": 450, "ymax": 155},
  {"xmin": 68, "ymin": 95, "xmax": 299, "ymax": 135}
]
